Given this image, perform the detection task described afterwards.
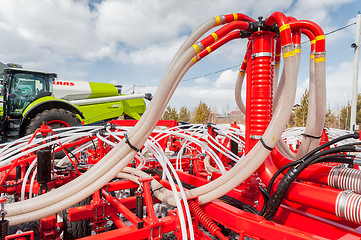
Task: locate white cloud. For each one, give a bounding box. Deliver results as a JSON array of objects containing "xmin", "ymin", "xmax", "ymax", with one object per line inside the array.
[
  {"xmin": 0, "ymin": 0, "xmax": 358, "ymax": 116},
  {"xmin": 0, "ymin": 0, "xmax": 296, "ymax": 69},
  {"xmin": 288, "ymin": 0, "xmax": 355, "ymax": 26},
  {"xmin": 215, "ymin": 69, "xmax": 238, "ymax": 88},
  {"xmin": 325, "ymin": 61, "xmax": 355, "ymax": 109},
  {"xmin": 194, "ymin": 77, "xmax": 209, "ymax": 86},
  {"xmin": 294, "ymin": 60, "xmax": 358, "ymax": 110}
]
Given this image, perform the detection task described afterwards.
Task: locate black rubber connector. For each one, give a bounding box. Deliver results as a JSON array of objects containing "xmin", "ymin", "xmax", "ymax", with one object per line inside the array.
[
  {"xmin": 124, "ymin": 134, "xmax": 140, "ymax": 152},
  {"xmin": 302, "ymin": 133, "xmax": 322, "ymax": 139},
  {"xmin": 260, "ymin": 138, "xmax": 273, "ymax": 151}
]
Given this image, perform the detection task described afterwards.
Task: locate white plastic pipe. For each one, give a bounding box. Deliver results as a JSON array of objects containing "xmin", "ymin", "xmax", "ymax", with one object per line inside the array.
[{"xmin": 69, "ymin": 93, "xmax": 150, "ymax": 106}]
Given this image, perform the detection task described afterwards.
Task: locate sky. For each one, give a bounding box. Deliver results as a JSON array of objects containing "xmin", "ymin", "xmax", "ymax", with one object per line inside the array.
[{"xmin": 0, "ymin": 0, "xmax": 360, "ymax": 114}]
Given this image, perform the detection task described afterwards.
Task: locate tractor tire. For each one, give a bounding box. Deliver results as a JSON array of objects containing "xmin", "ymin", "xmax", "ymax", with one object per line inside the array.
[
  {"xmin": 62, "ymin": 197, "xmax": 91, "ymax": 240},
  {"xmin": 9, "ymin": 221, "xmax": 40, "ymax": 240},
  {"xmin": 26, "ymin": 109, "xmax": 80, "ymax": 135}
]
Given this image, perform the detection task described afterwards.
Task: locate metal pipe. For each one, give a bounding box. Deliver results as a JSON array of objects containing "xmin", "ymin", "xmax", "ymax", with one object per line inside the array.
[{"xmin": 70, "ymin": 93, "xmax": 151, "ymax": 106}]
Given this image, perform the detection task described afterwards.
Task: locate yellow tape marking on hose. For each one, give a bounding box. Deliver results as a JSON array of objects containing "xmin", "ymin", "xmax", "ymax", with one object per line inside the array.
[
  {"xmin": 192, "ymin": 57, "xmax": 198, "ymax": 63},
  {"xmin": 211, "ymin": 33, "xmax": 218, "ymax": 42},
  {"xmin": 275, "ymin": 53, "xmax": 281, "ymax": 57},
  {"xmin": 316, "ymin": 35, "xmax": 325, "ymax": 41},
  {"xmin": 233, "ymin": 13, "xmax": 238, "ymax": 21},
  {"xmin": 215, "ymin": 16, "xmax": 221, "ymax": 25},
  {"xmin": 275, "ymin": 63, "xmax": 280, "ymax": 67},
  {"xmin": 192, "ymin": 44, "xmax": 200, "ymax": 53},
  {"xmin": 295, "ymin": 49, "xmax": 301, "ymax": 54},
  {"xmin": 311, "ymin": 40, "xmax": 316, "ymax": 44},
  {"xmin": 279, "ymin": 23, "xmax": 290, "ymax": 32},
  {"xmin": 206, "ymin": 46, "xmax": 212, "ymax": 53},
  {"xmin": 243, "ymin": 59, "xmax": 247, "ymax": 63},
  {"xmin": 239, "ymin": 71, "xmax": 245, "ymax": 76},
  {"xmin": 283, "ymin": 50, "xmax": 295, "ymax": 58},
  {"xmin": 314, "ymin": 57, "xmax": 325, "ymax": 63},
  {"xmin": 310, "ymin": 54, "xmax": 315, "ymax": 59}
]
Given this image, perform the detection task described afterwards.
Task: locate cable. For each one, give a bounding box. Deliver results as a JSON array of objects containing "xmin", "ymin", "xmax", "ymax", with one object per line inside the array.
[
  {"xmin": 182, "ymin": 64, "xmax": 241, "ymax": 82},
  {"xmin": 301, "ymin": 22, "xmax": 356, "ymax": 44}
]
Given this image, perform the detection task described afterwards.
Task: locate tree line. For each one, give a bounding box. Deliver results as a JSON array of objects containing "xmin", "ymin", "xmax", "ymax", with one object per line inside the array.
[
  {"xmin": 289, "ymin": 88, "xmax": 359, "ymax": 130},
  {"xmin": 162, "ymin": 101, "xmax": 211, "ymax": 124},
  {"xmin": 163, "ymin": 89, "xmax": 358, "ymax": 130}
]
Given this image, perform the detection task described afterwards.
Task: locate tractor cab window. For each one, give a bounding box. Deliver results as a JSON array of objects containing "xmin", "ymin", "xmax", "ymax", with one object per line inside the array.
[{"xmin": 9, "ymin": 73, "xmax": 48, "ymax": 115}]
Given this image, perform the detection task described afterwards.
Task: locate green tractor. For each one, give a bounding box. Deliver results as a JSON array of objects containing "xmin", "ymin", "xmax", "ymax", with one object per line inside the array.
[{"xmin": 0, "ymin": 66, "xmax": 151, "ymax": 142}]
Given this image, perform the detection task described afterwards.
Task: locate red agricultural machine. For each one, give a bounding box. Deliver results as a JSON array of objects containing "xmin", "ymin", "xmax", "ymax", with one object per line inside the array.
[{"xmin": 0, "ymin": 11, "xmax": 360, "ymax": 240}]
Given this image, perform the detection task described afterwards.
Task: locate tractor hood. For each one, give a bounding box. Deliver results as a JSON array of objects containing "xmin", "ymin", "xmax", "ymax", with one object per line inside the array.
[{"xmin": 53, "ymin": 80, "xmax": 119, "ymax": 101}]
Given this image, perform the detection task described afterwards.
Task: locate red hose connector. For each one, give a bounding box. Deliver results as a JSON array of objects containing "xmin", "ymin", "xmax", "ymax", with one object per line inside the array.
[
  {"xmin": 289, "ymin": 20, "xmax": 325, "ymax": 52},
  {"xmin": 287, "ymin": 17, "xmax": 301, "ymax": 46},
  {"xmin": 188, "ymin": 200, "xmax": 229, "ymax": 240},
  {"xmin": 224, "ymin": 13, "xmax": 256, "ymax": 23},
  {"xmin": 301, "ymin": 29, "xmax": 316, "ymax": 52},
  {"xmin": 265, "ymin": 12, "xmax": 292, "ymax": 46},
  {"xmin": 197, "ymin": 31, "xmax": 241, "ymax": 60},
  {"xmin": 274, "ymin": 38, "xmax": 282, "ymax": 66},
  {"xmin": 199, "ymin": 21, "xmax": 249, "ymax": 49}
]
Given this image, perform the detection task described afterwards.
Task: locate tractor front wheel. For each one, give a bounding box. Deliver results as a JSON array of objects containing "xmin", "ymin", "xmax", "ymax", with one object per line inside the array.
[{"xmin": 26, "ymin": 109, "xmax": 81, "ymax": 135}]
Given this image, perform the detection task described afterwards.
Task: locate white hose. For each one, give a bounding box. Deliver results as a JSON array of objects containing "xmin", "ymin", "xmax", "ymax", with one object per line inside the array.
[
  {"xmin": 235, "ymin": 70, "xmax": 246, "ymax": 114},
  {"xmin": 295, "ymin": 50, "xmax": 326, "ymax": 158},
  {"xmin": 144, "ymin": 138, "xmax": 194, "ymax": 240},
  {"xmin": 20, "ymin": 159, "xmax": 37, "ymax": 201},
  {"xmin": 5, "ymin": 16, "xmax": 220, "ymax": 225}
]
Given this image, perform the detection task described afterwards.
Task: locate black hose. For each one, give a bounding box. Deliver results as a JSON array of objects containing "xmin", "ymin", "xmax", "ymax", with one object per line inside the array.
[
  {"xmin": 263, "ymin": 144, "xmax": 358, "ymax": 220},
  {"xmin": 299, "ymin": 132, "xmax": 359, "ymax": 161}
]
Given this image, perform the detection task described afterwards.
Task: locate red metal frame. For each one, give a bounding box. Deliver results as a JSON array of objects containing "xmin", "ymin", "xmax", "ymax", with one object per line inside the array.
[{"xmin": 0, "ymin": 12, "xmax": 358, "ymax": 240}]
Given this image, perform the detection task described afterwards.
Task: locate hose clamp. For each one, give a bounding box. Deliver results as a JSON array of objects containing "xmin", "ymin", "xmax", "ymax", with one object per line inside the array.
[
  {"xmin": 353, "ymin": 158, "xmax": 361, "ymax": 166},
  {"xmin": 335, "ymin": 190, "xmax": 355, "ymax": 220},
  {"xmin": 355, "ymin": 146, "xmax": 361, "ymax": 152},
  {"xmin": 251, "ymin": 52, "xmax": 273, "ymax": 58},
  {"xmin": 250, "ymin": 134, "xmax": 262, "ymax": 140},
  {"xmin": 336, "ymin": 190, "xmax": 352, "ymax": 219},
  {"xmin": 330, "ymin": 165, "xmax": 345, "ymax": 188},
  {"xmin": 281, "ymin": 43, "xmax": 294, "ymax": 50},
  {"xmin": 124, "ymin": 133, "xmax": 140, "ymax": 152}
]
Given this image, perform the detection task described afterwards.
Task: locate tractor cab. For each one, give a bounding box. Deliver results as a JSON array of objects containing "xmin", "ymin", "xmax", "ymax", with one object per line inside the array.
[{"xmin": 1, "ymin": 68, "xmax": 56, "ymax": 117}]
